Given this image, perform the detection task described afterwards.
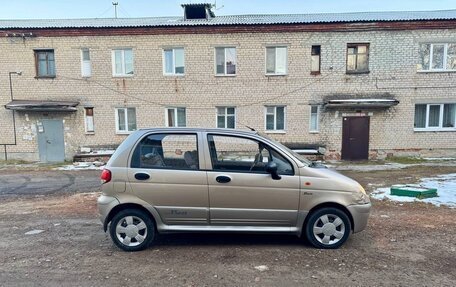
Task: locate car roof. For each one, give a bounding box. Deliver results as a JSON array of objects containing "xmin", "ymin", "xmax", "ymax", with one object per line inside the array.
[{"xmin": 138, "ymin": 127, "xmax": 259, "ymax": 136}]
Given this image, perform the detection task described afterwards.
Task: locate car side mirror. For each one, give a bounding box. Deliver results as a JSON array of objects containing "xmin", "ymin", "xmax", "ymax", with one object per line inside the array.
[{"xmin": 266, "ymin": 161, "xmax": 281, "ymax": 180}]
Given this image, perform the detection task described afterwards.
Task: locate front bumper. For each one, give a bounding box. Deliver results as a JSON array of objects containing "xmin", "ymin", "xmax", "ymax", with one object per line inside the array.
[
  {"xmin": 97, "ymin": 195, "xmax": 120, "ymax": 231},
  {"xmin": 347, "ymin": 202, "xmax": 372, "ymax": 233}
]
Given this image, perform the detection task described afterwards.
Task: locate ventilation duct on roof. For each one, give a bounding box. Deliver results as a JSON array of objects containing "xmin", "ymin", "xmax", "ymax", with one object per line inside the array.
[{"xmin": 181, "ymin": 3, "xmax": 215, "ymax": 20}]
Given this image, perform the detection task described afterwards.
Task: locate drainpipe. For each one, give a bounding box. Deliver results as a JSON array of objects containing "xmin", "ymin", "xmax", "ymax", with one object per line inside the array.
[{"xmin": 3, "ymin": 71, "xmax": 21, "ymax": 161}]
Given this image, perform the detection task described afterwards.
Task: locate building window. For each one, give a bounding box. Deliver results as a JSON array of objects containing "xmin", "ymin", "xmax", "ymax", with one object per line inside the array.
[
  {"xmin": 216, "ymin": 107, "xmax": 236, "ymax": 128},
  {"xmin": 418, "ymin": 43, "xmax": 456, "ymax": 71},
  {"xmin": 34, "ymin": 50, "xmax": 56, "ymax": 78},
  {"xmin": 265, "ymin": 106, "xmax": 286, "ymax": 131},
  {"xmin": 346, "ymin": 44, "xmax": 369, "ymax": 73},
  {"xmin": 166, "ymin": 107, "xmax": 186, "ymax": 127},
  {"xmin": 266, "ymin": 46, "xmax": 287, "ymax": 75},
  {"xmin": 311, "ymin": 45, "xmax": 321, "ymax": 74},
  {"xmin": 163, "ymin": 48, "xmax": 185, "ymax": 75},
  {"xmin": 81, "ymin": 48, "xmax": 91, "ymax": 77},
  {"xmin": 84, "ymin": 107, "xmax": 94, "ymax": 133},
  {"xmin": 414, "ymin": 103, "xmax": 456, "ymax": 131},
  {"xmin": 115, "ymin": 107, "xmax": 137, "ymax": 133},
  {"xmin": 215, "ymin": 47, "xmax": 236, "ymax": 75},
  {"xmin": 112, "ymin": 49, "xmax": 134, "ymax": 76},
  {"xmin": 309, "ymin": 105, "xmax": 320, "ymax": 132}
]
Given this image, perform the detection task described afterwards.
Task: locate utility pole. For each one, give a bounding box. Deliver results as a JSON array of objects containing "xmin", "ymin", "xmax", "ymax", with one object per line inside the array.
[{"xmin": 113, "ymin": 2, "xmax": 118, "ymax": 18}]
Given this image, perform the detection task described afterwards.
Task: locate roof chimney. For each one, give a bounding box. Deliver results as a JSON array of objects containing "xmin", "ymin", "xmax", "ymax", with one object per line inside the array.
[{"xmin": 181, "ymin": 3, "xmax": 215, "ymax": 20}]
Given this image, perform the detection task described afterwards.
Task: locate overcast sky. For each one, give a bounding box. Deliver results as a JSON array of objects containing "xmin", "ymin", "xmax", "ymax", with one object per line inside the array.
[{"xmin": 1, "ymin": 0, "xmax": 456, "ymax": 19}]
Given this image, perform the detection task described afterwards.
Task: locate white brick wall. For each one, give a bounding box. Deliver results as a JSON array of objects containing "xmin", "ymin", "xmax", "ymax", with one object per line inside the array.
[{"xmin": 1, "ymin": 28, "xmax": 455, "ymax": 161}]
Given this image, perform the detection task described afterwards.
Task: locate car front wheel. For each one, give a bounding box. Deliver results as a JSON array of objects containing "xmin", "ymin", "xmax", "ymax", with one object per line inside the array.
[
  {"xmin": 305, "ymin": 207, "xmax": 351, "ymax": 249},
  {"xmin": 109, "ymin": 209, "xmax": 155, "ymax": 251}
]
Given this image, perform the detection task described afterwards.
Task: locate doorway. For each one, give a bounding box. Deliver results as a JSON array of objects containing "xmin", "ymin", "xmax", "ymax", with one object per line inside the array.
[
  {"xmin": 341, "ymin": 116, "xmax": 370, "ymax": 160},
  {"xmin": 37, "ymin": 119, "xmax": 65, "ymax": 162}
]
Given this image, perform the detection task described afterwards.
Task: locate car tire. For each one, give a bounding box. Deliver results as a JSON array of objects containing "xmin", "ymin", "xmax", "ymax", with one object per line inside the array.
[
  {"xmin": 109, "ymin": 209, "xmax": 155, "ymax": 252},
  {"xmin": 305, "ymin": 207, "xmax": 351, "ymax": 249}
]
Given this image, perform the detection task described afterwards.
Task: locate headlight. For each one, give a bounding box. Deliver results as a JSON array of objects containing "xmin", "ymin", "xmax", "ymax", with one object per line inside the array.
[
  {"xmin": 358, "ymin": 183, "xmax": 366, "ymax": 195},
  {"xmin": 353, "ymin": 184, "xmax": 370, "ymax": 204}
]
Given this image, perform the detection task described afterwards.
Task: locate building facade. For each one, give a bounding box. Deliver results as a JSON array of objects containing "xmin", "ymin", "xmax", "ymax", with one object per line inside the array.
[{"xmin": 1, "ymin": 5, "xmax": 456, "ymax": 162}]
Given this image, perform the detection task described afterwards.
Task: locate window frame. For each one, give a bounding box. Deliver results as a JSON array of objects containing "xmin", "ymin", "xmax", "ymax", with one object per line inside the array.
[
  {"xmin": 414, "ymin": 103, "xmax": 456, "ymax": 132},
  {"xmin": 34, "ymin": 49, "xmax": 56, "ymax": 78},
  {"xmin": 81, "ymin": 48, "xmax": 92, "ymax": 78},
  {"xmin": 115, "ymin": 107, "xmax": 137, "ymax": 134},
  {"xmin": 214, "ymin": 47, "xmax": 237, "ymax": 76},
  {"xmin": 346, "ymin": 43, "xmax": 370, "ymax": 74},
  {"xmin": 418, "ymin": 43, "xmax": 456, "ymax": 72},
  {"xmin": 310, "ymin": 45, "xmax": 321, "ymax": 75},
  {"xmin": 265, "ymin": 46, "xmax": 288, "ymax": 76},
  {"xmin": 216, "ymin": 107, "xmax": 236, "ymax": 129},
  {"xmin": 163, "ymin": 47, "xmax": 185, "ymax": 76},
  {"xmin": 165, "ymin": 107, "xmax": 187, "ymax": 127},
  {"xmin": 309, "ymin": 105, "xmax": 320, "ymax": 133},
  {"xmin": 130, "ymin": 132, "xmax": 200, "ymax": 171},
  {"xmin": 206, "ymin": 133, "xmax": 295, "ymax": 175},
  {"xmin": 264, "ymin": 106, "xmax": 286, "ymax": 133},
  {"xmin": 84, "ymin": 107, "xmax": 95, "ymax": 134},
  {"xmin": 111, "ymin": 48, "xmax": 134, "ymax": 77}
]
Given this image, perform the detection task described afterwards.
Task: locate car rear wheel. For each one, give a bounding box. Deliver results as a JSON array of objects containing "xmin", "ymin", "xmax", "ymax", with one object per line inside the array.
[
  {"xmin": 109, "ymin": 209, "xmax": 155, "ymax": 251},
  {"xmin": 305, "ymin": 207, "xmax": 351, "ymax": 249}
]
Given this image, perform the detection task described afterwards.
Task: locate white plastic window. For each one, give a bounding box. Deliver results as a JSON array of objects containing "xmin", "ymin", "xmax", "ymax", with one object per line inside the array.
[
  {"xmin": 116, "ymin": 107, "xmax": 137, "ymax": 133},
  {"xmin": 164, "ymin": 48, "xmax": 185, "ymax": 75},
  {"xmin": 112, "ymin": 49, "xmax": 134, "ymax": 76},
  {"xmin": 266, "ymin": 47, "xmax": 287, "ymax": 75}
]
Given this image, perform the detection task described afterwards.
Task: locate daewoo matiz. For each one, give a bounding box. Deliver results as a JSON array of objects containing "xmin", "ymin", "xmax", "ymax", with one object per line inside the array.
[{"xmin": 98, "ymin": 128, "xmax": 371, "ymax": 251}]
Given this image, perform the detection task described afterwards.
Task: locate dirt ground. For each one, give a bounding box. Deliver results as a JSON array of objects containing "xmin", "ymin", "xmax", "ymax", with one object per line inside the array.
[{"xmin": 0, "ymin": 165, "xmax": 455, "ymax": 286}]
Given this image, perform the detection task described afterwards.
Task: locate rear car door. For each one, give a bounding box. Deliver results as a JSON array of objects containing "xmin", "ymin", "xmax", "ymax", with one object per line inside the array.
[
  {"xmin": 127, "ymin": 132, "xmax": 209, "ymax": 225},
  {"xmin": 205, "ymin": 133, "xmax": 300, "ymax": 227}
]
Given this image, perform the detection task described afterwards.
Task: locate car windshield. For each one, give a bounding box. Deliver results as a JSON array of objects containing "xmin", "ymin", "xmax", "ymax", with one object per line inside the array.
[{"xmin": 258, "ymin": 132, "xmax": 312, "ymax": 166}]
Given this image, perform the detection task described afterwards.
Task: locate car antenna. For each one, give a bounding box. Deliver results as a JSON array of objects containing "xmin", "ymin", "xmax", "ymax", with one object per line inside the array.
[{"xmin": 245, "ymin": 125, "xmax": 256, "ymax": 131}]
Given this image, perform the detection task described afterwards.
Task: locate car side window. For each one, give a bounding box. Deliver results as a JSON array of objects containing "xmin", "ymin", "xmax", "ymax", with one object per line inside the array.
[
  {"xmin": 131, "ymin": 133, "xmax": 199, "ymax": 170},
  {"xmin": 207, "ymin": 134, "xmax": 293, "ymax": 175}
]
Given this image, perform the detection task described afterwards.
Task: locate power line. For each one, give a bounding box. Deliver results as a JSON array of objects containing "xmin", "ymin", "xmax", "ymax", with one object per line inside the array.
[
  {"xmin": 96, "ymin": 6, "xmax": 113, "ymax": 18},
  {"xmin": 118, "ymin": 5, "xmax": 131, "ymax": 18},
  {"xmin": 57, "ymin": 64, "xmax": 347, "ymax": 111}
]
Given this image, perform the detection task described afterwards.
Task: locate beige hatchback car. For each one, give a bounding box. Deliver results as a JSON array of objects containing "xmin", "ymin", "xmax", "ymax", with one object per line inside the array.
[{"xmin": 98, "ymin": 128, "xmax": 371, "ymax": 251}]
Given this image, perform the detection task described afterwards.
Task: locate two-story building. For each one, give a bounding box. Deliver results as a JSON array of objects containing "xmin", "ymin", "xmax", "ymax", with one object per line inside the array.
[{"xmin": 1, "ymin": 4, "xmax": 456, "ymax": 162}]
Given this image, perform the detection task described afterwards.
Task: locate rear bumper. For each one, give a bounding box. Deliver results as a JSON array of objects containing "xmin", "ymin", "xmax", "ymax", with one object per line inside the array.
[
  {"xmin": 97, "ymin": 195, "xmax": 120, "ymax": 231},
  {"xmin": 347, "ymin": 202, "xmax": 371, "ymax": 233}
]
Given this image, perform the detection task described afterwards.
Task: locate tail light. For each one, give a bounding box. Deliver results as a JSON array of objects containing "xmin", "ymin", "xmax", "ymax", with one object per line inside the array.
[{"xmin": 100, "ymin": 169, "xmax": 112, "ymax": 184}]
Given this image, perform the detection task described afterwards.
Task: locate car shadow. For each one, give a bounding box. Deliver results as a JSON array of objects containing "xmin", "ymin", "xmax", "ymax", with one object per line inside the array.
[{"xmin": 152, "ymin": 232, "xmax": 309, "ymax": 248}]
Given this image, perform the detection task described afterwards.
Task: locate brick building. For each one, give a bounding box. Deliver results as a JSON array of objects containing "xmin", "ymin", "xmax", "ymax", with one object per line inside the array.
[{"xmin": 1, "ymin": 4, "xmax": 456, "ymax": 162}]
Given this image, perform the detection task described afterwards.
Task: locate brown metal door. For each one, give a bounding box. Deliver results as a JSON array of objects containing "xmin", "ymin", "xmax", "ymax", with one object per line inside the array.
[{"xmin": 342, "ymin": 117, "xmax": 370, "ymax": 160}]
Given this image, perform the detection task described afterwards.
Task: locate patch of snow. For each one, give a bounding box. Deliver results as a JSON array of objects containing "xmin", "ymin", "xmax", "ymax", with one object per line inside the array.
[
  {"xmin": 25, "ymin": 229, "xmax": 45, "ymax": 235},
  {"xmin": 423, "ymin": 157, "xmax": 456, "ymax": 161},
  {"xmin": 371, "ymin": 173, "xmax": 456, "ymax": 207},
  {"xmin": 254, "ymin": 265, "xmax": 269, "ymax": 272},
  {"xmin": 334, "ymin": 162, "xmax": 409, "ymax": 171},
  {"xmin": 86, "ymin": 149, "xmax": 116, "ymax": 155},
  {"xmin": 54, "ymin": 161, "xmax": 105, "ymax": 171}
]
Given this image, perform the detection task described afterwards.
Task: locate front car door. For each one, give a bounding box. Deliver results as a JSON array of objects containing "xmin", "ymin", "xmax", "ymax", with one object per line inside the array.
[
  {"xmin": 127, "ymin": 132, "xmax": 209, "ymax": 225},
  {"xmin": 204, "ymin": 133, "xmax": 300, "ymax": 227}
]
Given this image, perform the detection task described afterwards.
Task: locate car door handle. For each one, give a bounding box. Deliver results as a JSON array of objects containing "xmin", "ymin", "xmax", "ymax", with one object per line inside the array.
[
  {"xmin": 216, "ymin": 175, "xmax": 231, "ymax": 183},
  {"xmin": 135, "ymin": 173, "xmax": 150, "ymax": 181}
]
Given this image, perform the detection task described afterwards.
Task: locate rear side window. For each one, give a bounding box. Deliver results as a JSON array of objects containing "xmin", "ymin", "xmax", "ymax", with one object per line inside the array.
[
  {"xmin": 207, "ymin": 134, "xmax": 293, "ymax": 175},
  {"xmin": 131, "ymin": 133, "xmax": 199, "ymax": 170}
]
